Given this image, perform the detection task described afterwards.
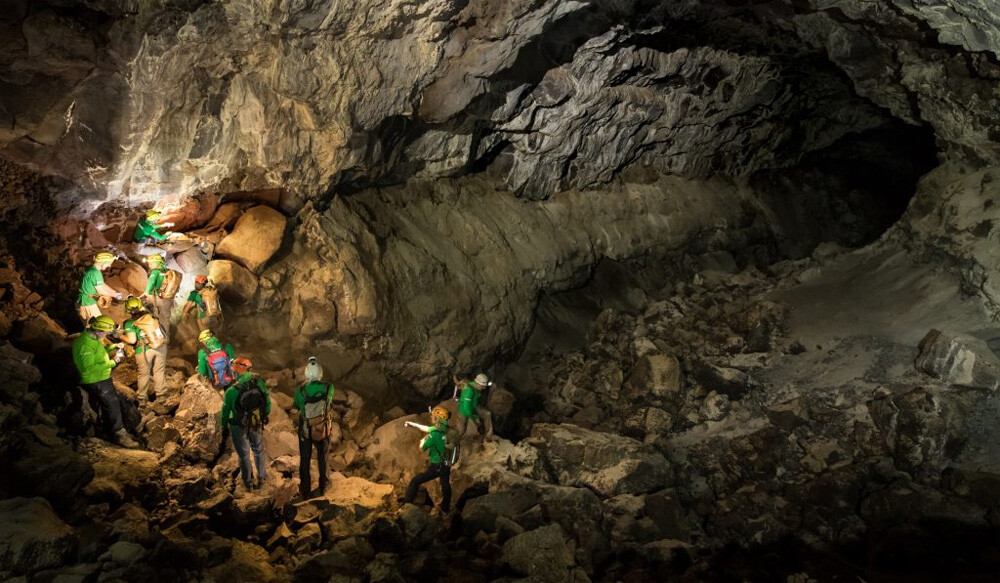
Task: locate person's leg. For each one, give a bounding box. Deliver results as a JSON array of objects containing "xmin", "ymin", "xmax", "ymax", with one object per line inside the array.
[
  {"xmin": 229, "ymin": 426, "xmax": 254, "ymax": 489},
  {"xmin": 78, "ymin": 303, "xmax": 101, "ymax": 324},
  {"xmin": 439, "ymin": 465, "xmax": 452, "ymax": 512},
  {"xmin": 298, "ymin": 436, "xmax": 313, "ymax": 498},
  {"xmin": 93, "ymin": 379, "xmax": 124, "ymax": 434},
  {"xmin": 404, "ymin": 466, "xmax": 438, "ymax": 503},
  {"xmin": 481, "ymin": 409, "xmax": 494, "ymax": 438},
  {"xmin": 150, "ymin": 346, "xmax": 167, "ymax": 396},
  {"xmin": 316, "ymin": 438, "xmax": 329, "ymax": 493},
  {"xmin": 156, "ymin": 297, "xmax": 174, "ymax": 336},
  {"xmin": 249, "ymin": 429, "xmax": 267, "ymax": 486},
  {"xmin": 135, "ymin": 352, "xmax": 152, "ymax": 398}
]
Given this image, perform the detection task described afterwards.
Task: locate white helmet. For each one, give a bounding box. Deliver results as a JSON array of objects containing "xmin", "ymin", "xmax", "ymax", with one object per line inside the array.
[
  {"xmin": 475, "ymin": 373, "xmax": 489, "ymax": 386},
  {"xmin": 305, "ymin": 356, "xmax": 323, "ymax": 382}
]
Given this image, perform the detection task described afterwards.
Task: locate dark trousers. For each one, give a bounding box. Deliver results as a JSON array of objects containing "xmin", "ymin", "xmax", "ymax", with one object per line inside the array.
[
  {"xmin": 298, "ymin": 436, "xmax": 329, "ymax": 497},
  {"xmin": 404, "ymin": 463, "xmax": 451, "ymax": 512},
  {"xmin": 79, "ymin": 379, "xmax": 123, "ymax": 434}
]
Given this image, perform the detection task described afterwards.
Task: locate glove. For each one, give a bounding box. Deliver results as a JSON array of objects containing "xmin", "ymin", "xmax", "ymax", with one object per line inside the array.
[{"xmin": 114, "ymin": 293, "xmax": 124, "ymax": 301}]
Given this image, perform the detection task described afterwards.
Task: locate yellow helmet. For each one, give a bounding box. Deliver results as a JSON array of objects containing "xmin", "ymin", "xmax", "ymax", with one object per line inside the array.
[
  {"xmin": 431, "ymin": 406, "xmax": 451, "ymax": 423},
  {"xmin": 124, "ymin": 296, "xmax": 144, "ymax": 313},
  {"xmin": 144, "ymin": 253, "xmax": 165, "ymax": 266},
  {"xmin": 94, "ymin": 251, "xmax": 115, "ymax": 265},
  {"xmin": 145, "ymin": 209, "xmax": 162, "ymax": 220},
  {"xmin": 88, "ymin": 315, "xmax": 116, "ymax": 332},
  {"xmin": 198, "ymin": 329, "xmax": 214, "ymax": 344}
]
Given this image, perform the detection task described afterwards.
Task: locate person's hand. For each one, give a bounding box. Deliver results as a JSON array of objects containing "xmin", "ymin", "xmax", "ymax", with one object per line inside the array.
[
  {"xmin": 114, "ymin": 293, "xmax": 123, "ymax": 301},
  {"xmin": 161, "ymin": 222, "xmax": 175, "ymax": 228}
]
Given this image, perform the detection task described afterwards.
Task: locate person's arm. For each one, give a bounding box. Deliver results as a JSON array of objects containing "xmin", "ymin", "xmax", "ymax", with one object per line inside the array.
[
  {"xmin": 82, "ymin": 341, "xmax": 114, "ymax": 377},
  {"xmin": 120, "ymin": 330, "xmax": 138, "ymax": 345},
  {"xmin": 220, "ymin": 388, "xmax": 234, "ymax": 431},
  {"xmin": 183, "ymin": 300, "xmax": 194, "ymax": 315},
  {"xmin": 261, "ymin": 380, "xmax": 271, "ymax": 416},
  {"xmin": 142, "ymin": 271, "xmax": 160, "ymax": 296},
  {"xmin": 293, "ymin": 387, "xmax": 304, "ymax": 411},
  {"xmin": 197, "ymin": 349, "xmax": 208, "ymax": 377},
  {"xmin": 225, "ymin": 344, "xmax": 235, "ymax": 359},
  {"xmin": 150, "ymin": 227, "xmax": 168, "ymax": 242},
  {"xmin": 327, "ymin": 382, "xmax": 335, "ymax": 404}
]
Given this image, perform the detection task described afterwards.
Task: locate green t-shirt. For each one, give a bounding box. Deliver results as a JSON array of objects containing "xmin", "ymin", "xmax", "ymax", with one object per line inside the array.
[
  {"xmin": 78, "ymin": 266, "xmax": 104, "ymax": 307},
  {"xmin": 422, "ymin": 426, "xmax": 447, "ymax": 465},
  {"xmin": 72, "ymin": 333, "xmax": 114, "ymax": 384},
  {"xmin": 221, "ymin": 373, "xmax": 271, "ymax": 431},
  {"xmin": 187, "ymin": 290, "xmax": 206, "ymax": 318},
  {"xmin": 123, "ymin": 319, "xmax": 146, "ymax": 355},
  {"xmin": 134, "ymin": 219, "xmax": 168, "ymax": 242},
  {"xmin": 458, "ymin": 382, "xmax": 481, "ymax": 419},
  {"xmin": 144, "ymin": 268, "xmax": 165, "ymax": 296}
]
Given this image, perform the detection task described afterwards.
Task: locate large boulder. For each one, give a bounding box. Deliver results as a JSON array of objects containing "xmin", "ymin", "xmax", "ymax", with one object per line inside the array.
[
  {"xmin": 8, "ymin": 425, "xmax": 94, "ymax": 508},
  {"xmin": 215, "ymin": 206, "xmax": 287, "ymax": 274},
  {"xmin": 172, "ymin": 376, "xmax": 225, "ymax": 463},
  {"xmin": 525, "ymin": 424, "xmax": 671, "ymax": 497},
  {"xmin": 502, "ymin": 523, "xmax": 576, "ymax": 583},
  {"xmin": 0, "ymin": 497, "xmax": 76, "ymax": 574},
  {"xmin": 80, "ymin": 438, "xmax": 161, "ymax": 504},
  {"xmin": 915, "ymin": 329, "xmax": 1000, "ymax": 390},
  {"xmin": 207, "ymin": 260, "xmax": 258, "ymax": 304},
  {"xmin": 155, "ymin": 192, "xmax": 220, "ymax": 232}
]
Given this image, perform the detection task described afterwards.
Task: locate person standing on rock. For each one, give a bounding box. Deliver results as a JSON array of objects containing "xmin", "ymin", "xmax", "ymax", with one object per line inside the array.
[
  {"xmin": 140, "ymin": 253, "xmax": 175, "ymax": 333},
  {"xmin": 77, "ymin": 252, "xmax": 123, "ymax": 324},
  {"xmin": 294, "ymin": 356, "xmax": 335, "ymax": 499},
  {"xmin": 133, "ymin": 209, "xmax": 172, "ymax": 245},
  {"xmin": 120, "ymin": 297, "xmax": 168, "ymax": 401},
  {"xmin": 183, "ymin": 275, "xmax": 223, "ymax": 331},
  {"xmin": 454, "ymin": 373, "xmax": 495, "ymax": 452},
  {"xmin": 71, "ymin": 315, "xmax": 140, "ymax": 448},
  {"xmin": 197, "ymin": 329, "xmax": 236, "ymax": 389},
  {"xmin": 400, "ymin": 406, "xmax": 453, "ymax": 514},
  {"xmin": 220, "ymin": 357, "xmax": 271, "ymax": 492}
]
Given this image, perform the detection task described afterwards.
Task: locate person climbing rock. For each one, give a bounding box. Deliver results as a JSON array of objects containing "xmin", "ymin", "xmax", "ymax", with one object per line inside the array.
[
  {"xmin": 400, "ymin": 406, "xmax": 453, "ymax": 513},
  {"xmin": 133, "ymin": 209, "xmax": 173, "ymax": 244},
  {"xmin": 197, "ymin": 328, "xmax": 236, "ymax": 389},
  {"xmin": 120, "ymin": 296, "xmax": 168, "ymax": 401},
  {"xmin": 221, "ymin": 357, "xmax": 270, "ymax": 493},
  {"xmin": 71, "ymin": 315, "xmax": 139, "ymax": 448},
  {"xmin": 453, "ymin": 373, "xmax": 495, "ymax": 454},
  {"xmin": 294, "ymin": 356, "xmax": 335, "ymax": 499},
  {"xmin": 77, "ymin": 252, "xmax": 123, "ymax": 324},
  {"xmin": 140, "ymin": 253, "xmax": 177, "ymax": 333},
  {"xmin": 183, "ymin": 275, "xmax": 223, "ymax": 331}
]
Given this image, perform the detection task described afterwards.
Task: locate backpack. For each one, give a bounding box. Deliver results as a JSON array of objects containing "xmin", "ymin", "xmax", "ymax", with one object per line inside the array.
[
  {"xmin": 159, "ymin": 269, "xmax": 182, "ymax": 299},
  {"xmin": 206, "ymin": 349, "xmax": 234, "ymax": 387},
  {"xmin": 201, "ymin": 285, "xmax": 221, "ymax": 317},
  {"xmin": 300, "ymin": 383, "xmax": 332, "ymax": 441},
  {"xmin": 235, "ymin": 380, "xmax": 268, "ymax": 430},
  {"xmin": 134, "ymin": 313, "xmax": 166, "ymax": 349}
]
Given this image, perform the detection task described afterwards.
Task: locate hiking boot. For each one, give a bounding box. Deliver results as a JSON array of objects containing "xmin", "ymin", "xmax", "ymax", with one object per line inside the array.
[{"xmin": 114, "ymin": 429, "xmax": 140, "ymax": 449}]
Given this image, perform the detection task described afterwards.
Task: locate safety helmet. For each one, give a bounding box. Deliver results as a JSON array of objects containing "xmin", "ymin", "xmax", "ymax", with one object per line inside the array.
[
  {"xmin": 304, "ymin": 356, "xmax": 322, "ymax": 382},
  {"xmin": 431, "ymin": 406, "xmax": 451, "ymax": 423},
  {"xmin": 145, "ymin": 209, "xmax": 162, "ymax": 220},
  {"xmin": 474, "ymin": 373, "xmax": 490, "ymax": 387},
  {"xmin": 198, "ymin": 329, "xmax": 214, "ymax": 344},
  {"xmin": 94, "ymin": 251, "xmax": 115, "ymax": 265},
  {"xmin": 232, "ymin": 357, "xmax": 253, "ymax": 375},
  {"xmin": 194, "ymin": 275, "xmax": 209, "ymax": 287},
  {"xmin": 124, "ymin": 296, "xmax": 144, "ymax": 313},
  {"xmin": 88, "ymin": 315, "xmax": 116, "ymax": 332},
  {"xmin": 144, "ymin": 253, "xmax": 165, "ymax": 266}
]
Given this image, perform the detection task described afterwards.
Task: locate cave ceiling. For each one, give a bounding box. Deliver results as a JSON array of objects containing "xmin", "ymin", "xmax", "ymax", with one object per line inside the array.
[{"xmin": 1, "ymin": 0, "xmax": 999, "ymax": 205}]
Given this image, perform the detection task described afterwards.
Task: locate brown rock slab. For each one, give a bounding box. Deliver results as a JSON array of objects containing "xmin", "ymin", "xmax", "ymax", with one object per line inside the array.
[
  {"xmin": 207, "ymin": 259, "xmax": 258, "ymax": 304},
  {"xmin": 0, "ymin": 497, "xmax": 77, "ymax": 574},
  {"xmin": 215, "ymin": 205, "xmax": 287, "ymax": 273}
]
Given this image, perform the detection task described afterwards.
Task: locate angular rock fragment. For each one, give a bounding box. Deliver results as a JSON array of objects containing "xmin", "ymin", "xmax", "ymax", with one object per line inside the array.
[
  {"xmin": 216, "ymin": 206, "xmax": 287, "ymax": 274},
  {"xmin": 915, "ymin": 329, "xmax": 1000, "ymax": 390}
]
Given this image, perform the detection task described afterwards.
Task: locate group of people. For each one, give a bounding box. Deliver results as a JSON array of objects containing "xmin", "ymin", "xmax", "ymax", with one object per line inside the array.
[{"xmin": 70, "ymin": 209, "xmax": 496, "ymax": 508}]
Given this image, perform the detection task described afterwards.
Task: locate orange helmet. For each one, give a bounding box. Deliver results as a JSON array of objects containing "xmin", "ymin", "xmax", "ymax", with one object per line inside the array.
[
  {"xmin": 232, "ymin": 357, "xmax": 253, "ymax": 375},
  {"xmin": 194, "ymin": 275, "xmax": 208, "ymax": 286}
]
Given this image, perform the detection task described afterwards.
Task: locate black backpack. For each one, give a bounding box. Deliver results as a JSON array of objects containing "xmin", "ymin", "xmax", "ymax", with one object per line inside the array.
[{"xmin": 235, "ymin": 379, "xmax": 268, "ymax": 430}]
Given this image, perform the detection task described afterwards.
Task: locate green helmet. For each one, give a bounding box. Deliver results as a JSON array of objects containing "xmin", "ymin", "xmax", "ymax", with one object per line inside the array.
[
  {"xmin": 144, "ymin": 253, "xmax": 165, "ymax": 267},
  {"xmin": 89, "ymin": 315, "xmax": 116, "ymax": 332},
  {"xmin": 124, "ymin": 296, "xmax": 144, "ymax": 313}
]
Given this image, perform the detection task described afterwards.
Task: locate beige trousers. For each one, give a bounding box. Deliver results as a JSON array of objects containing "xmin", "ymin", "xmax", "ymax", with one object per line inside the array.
[
  {"xmin": 136, "ymin": 345, "xmax": 167, "ymax": 397},
  {"xmin": 78, "ymin": 303, "xmax": 102, "ymax": 324}
]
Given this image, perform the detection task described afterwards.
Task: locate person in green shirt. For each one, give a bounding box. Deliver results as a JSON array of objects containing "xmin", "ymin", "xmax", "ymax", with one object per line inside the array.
[
  {"xmin": 183, "ymin": 275, "xmax": 221, "ymax": 330},
  {"xmin": 141, "ymin": 253, "xmax": 174, "ymax": 334},
  {"xmin": 133, "ymin": 209, "xmax": 173, "ymax": 244},
  {"xmin": 294, "ymin": 356, "xmax": 335, "ymax": 499},
  {"xmin": 120, "ymin": 297, "xmax": 167, "ymax": 401},
  {"xmin": 71, "ymin": 315, "xmax": 139, "ymax": 448},
  {"xmin": 77, "ymin": 252, "xmax": 123, "ymax": 324},
  {"xmin": 453, "ymin": 372, "xmax": 495, "ymax": 452},
  {"xmin": 401, "ymin": 406, "xmax": 453, "ymax": 513},
  {"xmin": 220, "ymin": 357, "xmax": 271, "ymax": 491},
  {"xmin": 197, "ymin": 328, "xmax": 236, "ymax": 388}
]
